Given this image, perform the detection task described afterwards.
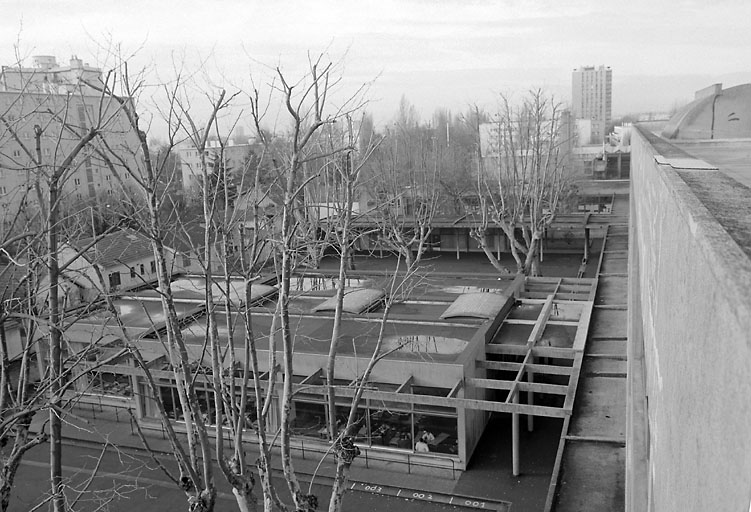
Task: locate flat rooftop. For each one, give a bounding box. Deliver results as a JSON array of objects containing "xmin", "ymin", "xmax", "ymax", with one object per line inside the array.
[
  {"xmin": 637, "ymin": 129, "xmax": 751, "ymax": 260},
  {"xmin": 68, "ymin": 273, "xmax": 517, "ymax": 366},
  {"xmin": 174, "ymin": 312, "xmax": 480, "ymax": 364},
  {"xmin": 175, "ymin": 272, "xmax": 511, "ymax": 365},
  {"xmin": 74, "ymin": 298, "xmax": 200, "ymax": 330},
  {"xmin": 673, "ymin": 138, "xmax": 751, "ymax": 188}
]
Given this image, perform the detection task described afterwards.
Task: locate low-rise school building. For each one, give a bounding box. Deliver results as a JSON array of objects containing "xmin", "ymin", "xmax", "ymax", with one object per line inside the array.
[{"xmin": 38, "ymin": 269, "xmax": 596, "ymax": 475}]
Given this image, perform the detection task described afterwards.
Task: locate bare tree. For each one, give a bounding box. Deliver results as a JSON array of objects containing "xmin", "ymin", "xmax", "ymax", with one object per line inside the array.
[
  {"xmin": 308, "ymin": 110, "xmax": 440, "ymax": 512},
  {"xmin": 318, "ymin": 115, "xmax": 379, "ymax": 512},
  {"xmin": 0, "ymin": 48, "xmax": 152, "ymax": 510},
  {"xmin": 362, "ymin": 110, "xmax": 441, "ymax": 269},
  {"xmin": 91, "ymin": 59, "xmax": 234, "ymax": 511},
  {"xmin": 471, "ymin": 90, "xmax": 571, "ymax": 276},
  {"xmin": 438, "ymin": 106, "xmax": 489, "ymax": 215},
  {"xmin": 80, "ymin": 49, "xmax": 439, "ymax": 512},
  {"xmin": 3, "ymin": 73, "xmax": 131, "ymax": 512},
  {"xmin": 257, "ymin": 55, "xmax": 364, "ymax": 512},
  {"xmin": 88, "ymin": 51, "xmax": 353, "ymax": 512},
  {"xmin": 0, "ymin": 263, "xmax": 47, "ymax": 511}
]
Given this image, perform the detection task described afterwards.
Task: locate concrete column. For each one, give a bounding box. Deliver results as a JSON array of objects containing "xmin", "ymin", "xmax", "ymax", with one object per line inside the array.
[
  {"xmin": 512, "ymin": 392, "xmax": 520, "ymax": 476},
  {"xmin": 584, "ymin": 228, "xmax": 590, "ymax": 261},
  {"xmin": 527, "ymin": 364, "xmax": 535, "ymax": 432},
  {"xmin": 131, "ymin": 360, "xmax": 144, "ymax": 419}
]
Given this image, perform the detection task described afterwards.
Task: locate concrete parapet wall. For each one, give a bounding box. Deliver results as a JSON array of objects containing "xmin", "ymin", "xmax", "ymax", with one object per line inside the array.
[{"xmin": 629, "ymin": 127, "xmax": 751, "ymax": 511}]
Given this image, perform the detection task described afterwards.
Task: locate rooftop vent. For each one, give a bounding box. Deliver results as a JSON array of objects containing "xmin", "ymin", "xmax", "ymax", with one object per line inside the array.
[
  {"xmin": 440, "ymin": 292, "xmax": 510, "ymax": 320},
  {"xmin": 313, "ymin": 288, "xmax": 385, "ymax": 314}
]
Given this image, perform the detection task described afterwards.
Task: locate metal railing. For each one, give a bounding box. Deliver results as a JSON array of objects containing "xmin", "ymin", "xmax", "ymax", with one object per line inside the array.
[
  {"xmin": 148, "ymin": 419, "xmax": 459, "ymax": 479},
  {"xmin": 68, "ymin": 392, "xmax": 136, "ymax": 434}
]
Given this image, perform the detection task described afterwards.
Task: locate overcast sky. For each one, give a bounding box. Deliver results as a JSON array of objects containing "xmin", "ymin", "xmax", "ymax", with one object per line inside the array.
[{"xmin": 2, "ymin": 0, "xmax": 751, "ymax": 129}]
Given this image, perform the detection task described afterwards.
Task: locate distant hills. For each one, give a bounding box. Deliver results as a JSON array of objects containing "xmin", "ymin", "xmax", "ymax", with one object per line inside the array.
[{"xmin": 363, "ymin": 68, "xmax": 751, "ymax": 124}]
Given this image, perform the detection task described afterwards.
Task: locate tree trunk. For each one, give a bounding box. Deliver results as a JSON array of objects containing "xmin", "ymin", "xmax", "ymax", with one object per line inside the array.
[
  {"xmin": 0, "ymin": 420, "xmax": 45, "ymax": 512},
  {"xmin": 256, "ymin": 458, "xmax": 275, "ymax": 512},
  {"xmin": 328, "ymin": 461, "xmax": 351, "ymax": 512},
  {"xmin": 47, "ymin": 174, "xmax": 65, "ymax": 512},
  {"xmin": 401, "ymin": 246, "xmax": 414, "ymax": 270},
  {"xmin": 328, "ymin": 422, "xmax": 360, "ymax": 512},
  {"xmin": 524, "ymin": 235, "xmax": 541, "ymax": 277},
  {"xmin": 472, "ymin": 230, "xmax": 509, "ymax": 274},
  {"xmin": 530, "ymin": 252, "xmax": 541, "ymax": 276},
  {"xmin": 0, "ymin": 478, "xmax": 11, "ymax": 512},
  {"xmin": 279, "ymin": 154, "xmax": 310, "ymax": 511},
  {"xmin": 325, "ymin": 242, "xmax": 347, "ymax": 438},
  {"xmin": 232, "ymin": 488, "xmax": 254, "ymax": 512},
  {"xmin": 0, "ymin": 458, "xmax": 20, "ymax": 512},
  {"xmin": 500, "ymin": 224, "xmax": 525, "ymax": 274}
]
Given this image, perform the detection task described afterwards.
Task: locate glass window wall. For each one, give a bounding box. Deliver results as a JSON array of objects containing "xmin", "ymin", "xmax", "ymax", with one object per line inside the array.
[
  {"xmin": 157, "ymin": 382, "xmax": 215, "ymax": 423},
  {"xmin": 291, "ymin": 400, "xmax": 327, "ymax": 438},
  {"xmin": 331, "ymin": 382, "xmax": 459, "ymax": 456},
  {"xmin": 91, "ymin": 371, "xmax": 132, "ymax": 397},
  {"xmin": 414, "ymin": 413, "xmax": 458, "ymax": 455},
  {"xmin": 151, "ymin": 371, "xmax": 459, "ymax": 457}
]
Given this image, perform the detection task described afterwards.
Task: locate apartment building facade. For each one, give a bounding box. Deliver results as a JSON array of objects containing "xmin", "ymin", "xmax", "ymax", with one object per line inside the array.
[
  {"xmin": 176, "ymin": 140, "xmax": 253, "ymax": 195},
  {"xmin": 572, "ymin": 65, "xmax": 612, "ymax": 144},
  {"xmin": 0, "ymin": 56, "xmax": 141, "ymax": 230}
]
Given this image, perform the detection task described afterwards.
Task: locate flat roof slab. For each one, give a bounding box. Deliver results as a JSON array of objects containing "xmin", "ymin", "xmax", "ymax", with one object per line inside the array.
[
  {"xmin": 582, "ymin": 357, "xmax": 626, "ymax": 376},
  {"xmin": 506, "ymin": 302, "xmax": 543, "ymax": 321},
  {"xmin": 554, "ymin": 442, "xmax": 625, "ymax": 512},
  {"xmin": 585, "ymin": 338, "xmax": 626, "ymax": 357},
  {"xmin": 611, "ymin": 197, "xmax": 630, "ymax": 218},
  {"xmin": 494, "ymin": 323, "xmax": 534, "ymax": 345},
  {"xmin": 179, "ymin": 312, "xmax": 478, "ymax": 364},
  {"xmin": 569, "ymin": 376, "xmax": 626, "ymax": 439},
  {"xmin": 307, "ymin": 319, "xmax": 478, "ymax": 362},
  {"xmin": 595, "ymin": 277, "xmax": 627, "ymax": 305},
  {"xmin": 77, "ymin": 299, "xmax": 198, "ymax": 330},
  {"xmin": 675, "ymin": 139, "xmax": 751, "ymax": 189},
  {"xmin": 588, "ymin": 309, "xmax": 627, "ymax": 338},
  {"xmin": 599, "ymin": 255, "xmax": 627, "ymax": 274},
  {"xmin": 603, "ymin": 239, "xmax": 628, "ymax": 252}
]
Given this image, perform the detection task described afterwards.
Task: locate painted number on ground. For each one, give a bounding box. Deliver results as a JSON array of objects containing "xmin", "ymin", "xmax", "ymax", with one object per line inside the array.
[{"xmin": 352, "ymin": 482, "xmax": 501, "ymax": 511}]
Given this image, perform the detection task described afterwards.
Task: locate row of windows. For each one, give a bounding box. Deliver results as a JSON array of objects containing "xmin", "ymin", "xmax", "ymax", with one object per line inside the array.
[
  {"xmin": 4, "ymin": 146, "xmax": 129, "ymax": 161},
  {"xmin": 129, "ymin": 261, "xmax": 156, "ymax": 278},
  {"xmin": 73, "ymin": 190, "xmax": 113, "ymax": 201},
  {"xmin": 108, "ymin": 261, "xmax": 157, "ymax": 288}
]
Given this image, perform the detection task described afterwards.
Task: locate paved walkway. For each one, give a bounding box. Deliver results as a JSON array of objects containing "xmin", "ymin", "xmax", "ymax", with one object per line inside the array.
[
  {"xmin": 550, "ymin": 209, "xmax": 628, "ymax": 511},
  {"xmin": 34, "ymin": 406, "xmax": 451, "ymax": 493},
  {"xmin": 31, "ymin": 402, "xmax": 522, "ymax": 511}
]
